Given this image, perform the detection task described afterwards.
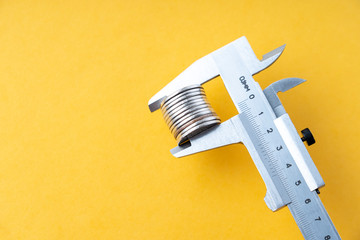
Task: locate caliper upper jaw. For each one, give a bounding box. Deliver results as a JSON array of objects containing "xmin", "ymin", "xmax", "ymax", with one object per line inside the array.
[
  {"xmin": 148, "ymin": 36, "xmax": 286, "ymax": 113},
  {"xmin": 148, "ymin": 54, "xmax": 220, "ymax": 112}
]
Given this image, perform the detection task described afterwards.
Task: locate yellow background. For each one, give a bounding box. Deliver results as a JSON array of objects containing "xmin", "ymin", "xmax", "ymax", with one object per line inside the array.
[{"xmin": 0, "ymin": 0, "xmax": 359, "ymax": 239}]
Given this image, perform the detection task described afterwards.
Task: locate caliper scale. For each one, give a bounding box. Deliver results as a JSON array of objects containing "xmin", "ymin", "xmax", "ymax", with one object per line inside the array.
[{"xmin": 148, "ymin": 36, "xmax": 341, "ymax": 240}]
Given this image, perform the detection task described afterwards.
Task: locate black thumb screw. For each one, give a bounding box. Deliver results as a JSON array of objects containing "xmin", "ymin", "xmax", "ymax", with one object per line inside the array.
[{"xmin": 301, "ymin": 128, "xmax": 315, "ymax": 146}]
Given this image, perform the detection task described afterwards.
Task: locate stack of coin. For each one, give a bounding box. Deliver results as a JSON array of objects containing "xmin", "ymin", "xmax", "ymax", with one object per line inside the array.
[{"xmin": 160, "ymin": 85, "xmax": 220, "ymax": 145}]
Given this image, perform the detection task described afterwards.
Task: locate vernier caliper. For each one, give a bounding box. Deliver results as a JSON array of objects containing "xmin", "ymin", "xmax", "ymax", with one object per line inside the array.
[{"xmin": 148, "ymin": 36, "xmax": 341, "ymax": 240}]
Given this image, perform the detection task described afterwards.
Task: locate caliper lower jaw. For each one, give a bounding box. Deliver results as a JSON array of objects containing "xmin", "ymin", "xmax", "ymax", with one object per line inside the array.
[{"xmin": 171, "ymin": 114, "xmax": 243, "ymax": 157}]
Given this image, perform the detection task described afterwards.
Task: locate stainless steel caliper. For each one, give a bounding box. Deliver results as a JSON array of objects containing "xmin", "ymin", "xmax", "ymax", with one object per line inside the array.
[{"xmin": 148, "ymin": 36, "xmax": 341, "ymax": 240}]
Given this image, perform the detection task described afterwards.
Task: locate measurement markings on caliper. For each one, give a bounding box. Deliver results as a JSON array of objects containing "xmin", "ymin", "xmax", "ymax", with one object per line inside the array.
[
  {"xmin": 239, "ymin": 99, "xmax": 329, "ymax": 239},
  {"xmin": 239, "ymin": 100, "xmax": 289, "ymax": 190}
]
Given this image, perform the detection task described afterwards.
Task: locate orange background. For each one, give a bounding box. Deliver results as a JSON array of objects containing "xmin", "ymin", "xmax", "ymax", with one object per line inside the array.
[{"xmin": 0, "ymin": 0, "xmax": 359, "ymax": 239}]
